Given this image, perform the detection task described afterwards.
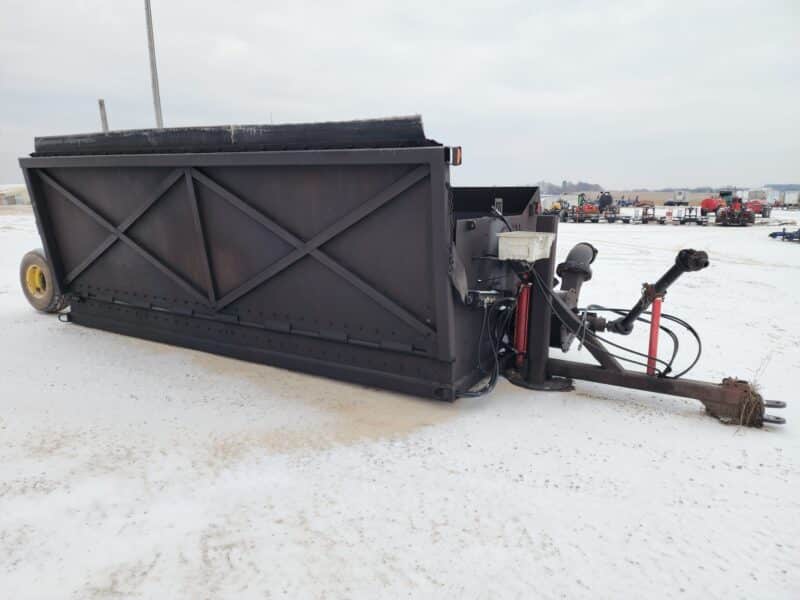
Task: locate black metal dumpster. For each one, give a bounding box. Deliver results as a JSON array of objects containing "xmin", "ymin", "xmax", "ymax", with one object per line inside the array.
[{"xmin": 20, "ymin": 116, "xmax": 539, "ymax": 400}]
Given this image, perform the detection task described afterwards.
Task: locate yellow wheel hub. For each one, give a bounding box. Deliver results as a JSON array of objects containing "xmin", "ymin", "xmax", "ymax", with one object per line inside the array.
[{"xmin": 25, "ymin": 264, "xmax": 47, "ymax": 298}]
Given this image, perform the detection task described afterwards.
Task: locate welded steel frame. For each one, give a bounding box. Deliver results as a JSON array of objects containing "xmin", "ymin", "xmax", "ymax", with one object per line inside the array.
[{"xmin": 20, "ymin": 146, "xmax": 466, "ymax": 399}]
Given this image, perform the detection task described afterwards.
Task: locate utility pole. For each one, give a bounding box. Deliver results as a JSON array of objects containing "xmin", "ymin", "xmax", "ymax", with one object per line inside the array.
[
  {"xmin": 144, "ymin": 0, "xmax": 164, "ymax": 129},
  {"xmin": 98, "ymin": 99, "xmax": 109, "ymax": 133}
]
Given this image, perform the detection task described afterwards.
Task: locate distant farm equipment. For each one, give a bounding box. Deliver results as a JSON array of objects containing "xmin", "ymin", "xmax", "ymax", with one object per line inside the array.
[
  {"xmin": 700, "ymin": 194, "xmax": 727, "ymax": 216},
  {"xmin": 769, "ymin": 228, "xmax": 800, "ymax": 242},
  {"xmin": 600, "ymin": 205, "xmax": 631, "ymax": 224},
  {"xmin": 674, "ymin": 206, "xmax": 708, "ymax": 226},
  {"xmin": 745, "ymin": 199, "xmax": 772, "ymax": 218},
  {"xmin": 635, "ymin": 205, "xmax": 663, "ymax": 224},
  {"xmin": 700, "ymin": 190, "xmax": 743, "ymax": 216},
  {"xmin": 597, "ymin": 191, "xmax": 614, "ymax": 212},
  {"xmin": 565, "ymin": 204, "xmax": 598, "ymax": 222},
  {"xmin": 698, "ymin": 190, "xmax": 755, "ymax": 226},
  {"xmin": 716, "ymin": 192, "xmax": 755, "ymax": 226},
  {"xmin": 564, "ymin": 193, "xmax": 599, "ymax": 222}
]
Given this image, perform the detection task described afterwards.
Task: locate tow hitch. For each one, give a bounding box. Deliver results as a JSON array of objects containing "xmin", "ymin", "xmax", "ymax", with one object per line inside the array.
[{"xmin": 505, "ymin": 216, "xmax": 786, "ymax": 427}]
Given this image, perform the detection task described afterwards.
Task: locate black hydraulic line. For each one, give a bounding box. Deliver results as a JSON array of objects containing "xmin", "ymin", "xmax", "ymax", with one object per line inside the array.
[
  {"xmin": 587, "ymin": 305, "xmax": 703, "ymax": 379},
  {"xmin": 608, "ymin": 249, "xmax": 709, "ymax": 335},
  {"xmin": 467, "ymin": 247, "xmax": 707, "ymax": 395},
  {"xmin": 588, "ymin": 305, "xmax": 680, "ymax": 374},
  {"xmin": 595, "ymin": 305, "xmax": 701, "ymax": 376},
  {"xmin": 489, "ymin": 206, "xmax": 513, "ymax": 231},
  {"xmin": 529, "ymin": 269, "xmax": 672, "ymax": 375},
  {"xmin": 458, "ymin": 298, "xmax": 516, "ymax": 398},
  {"xmin": 475, "ymin": 303, "xmax": 490, "ymax": 373},
  {"xmin": 656, "ymin": 314, "xmax": 702, "ymax": 378}
]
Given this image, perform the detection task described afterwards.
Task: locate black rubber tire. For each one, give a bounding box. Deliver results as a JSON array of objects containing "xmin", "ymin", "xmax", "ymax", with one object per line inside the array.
[{"xmin": 19, "ymin": 249, "xmax": 67, "ymax": 313}]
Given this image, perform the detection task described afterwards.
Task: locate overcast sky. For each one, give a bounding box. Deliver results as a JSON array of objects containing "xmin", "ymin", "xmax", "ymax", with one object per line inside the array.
[{"xmin": 1, "ymin": 0, "xmax": 797, "ymax": 188}]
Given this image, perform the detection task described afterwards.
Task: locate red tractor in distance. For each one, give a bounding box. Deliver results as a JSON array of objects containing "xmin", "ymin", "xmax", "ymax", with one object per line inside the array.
[
  {"xmin": 701, "ymin": 190, "xmax": 771, "ymax": 219},
  {"xmin": 566, "ymin": 192, "xmax": 600, "ymax": 223},
  {"xmin": 715, "ymin": 191, "xmax": 755, "ymax": 226},
  {"xmin": 700, "ymin": 190, "xmax": 730, "ymax": 216}
]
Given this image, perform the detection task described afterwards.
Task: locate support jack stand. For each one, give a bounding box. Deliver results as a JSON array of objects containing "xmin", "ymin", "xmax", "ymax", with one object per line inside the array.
[{"xmin": 505, "ymin": 369, "xmax": 573, "ymax": 391}]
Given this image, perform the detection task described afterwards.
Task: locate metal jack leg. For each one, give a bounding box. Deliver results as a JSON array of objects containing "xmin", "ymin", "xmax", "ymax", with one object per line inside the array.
[{"xmin": 506, "ymin": 215, "xmax": 573, "ymax": 392}]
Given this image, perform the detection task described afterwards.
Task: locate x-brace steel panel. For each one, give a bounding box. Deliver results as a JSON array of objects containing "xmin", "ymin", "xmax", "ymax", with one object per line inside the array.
[{"xmin": 35, "ymin": 165, "xmax": 434, "ymax": 337}]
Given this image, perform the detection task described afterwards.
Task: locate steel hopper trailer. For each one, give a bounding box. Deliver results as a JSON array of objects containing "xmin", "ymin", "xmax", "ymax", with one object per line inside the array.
[{"xmin": 18, "ymin": 116, "xmax": 784, "ymax": 426}]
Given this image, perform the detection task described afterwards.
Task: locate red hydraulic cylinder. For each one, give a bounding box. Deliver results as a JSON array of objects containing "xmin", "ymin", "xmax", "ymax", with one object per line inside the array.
[
  {"xmin": 514, "ymin": 283, "xmax": 531, "ymax": 368},
  {"xmin": 647, "ymin": 296, "xmax": 663, "ymax": 376}
]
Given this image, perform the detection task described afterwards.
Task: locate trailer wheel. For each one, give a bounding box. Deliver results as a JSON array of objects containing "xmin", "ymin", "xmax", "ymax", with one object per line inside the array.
[{"xmin": 20, "ymin": 249, "xmax": 66, "ymax": 313}]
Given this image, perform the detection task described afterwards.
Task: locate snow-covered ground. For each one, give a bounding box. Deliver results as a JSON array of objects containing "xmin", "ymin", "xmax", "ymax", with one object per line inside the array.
[{"xmin": 1, "ymin": 206, "xmax": 798, "ymax": 599}]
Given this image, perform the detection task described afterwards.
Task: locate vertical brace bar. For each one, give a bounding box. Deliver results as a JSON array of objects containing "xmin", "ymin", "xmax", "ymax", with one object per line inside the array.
[
  {"xmin": 525, "ymin": 215, "xmax": 558, "ymax": 384},
  {"xmin": 428, "ymin": 157, "xmax": 456, "ymax": 361},
  {"xmin": 185, "ymin": 169, "xmax": 216, "ymax": 305}
]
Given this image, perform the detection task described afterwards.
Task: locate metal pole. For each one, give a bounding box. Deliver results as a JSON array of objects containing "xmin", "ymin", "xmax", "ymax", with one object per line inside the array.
[
  {"xmin": 98, "ymin": 99, "xmax": 109, "ymax": 133},
  {"xmin": 144, "ymin": 0, "xmax": 164, "ymax": 129}
]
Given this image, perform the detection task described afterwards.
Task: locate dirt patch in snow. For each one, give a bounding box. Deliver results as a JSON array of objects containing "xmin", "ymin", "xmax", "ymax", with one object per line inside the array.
[{"xmin": 191, "ymin": 349, "xmax": 458, "ymax": 458}]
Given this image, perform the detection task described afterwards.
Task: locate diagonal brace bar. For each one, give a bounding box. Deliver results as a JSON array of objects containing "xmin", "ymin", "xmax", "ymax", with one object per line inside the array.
[
  {"xmin": 62, "ymin": 168, "xmax": 184, "ymax": 284},
  {"xmin": 192, "ymin": 166, "xmax": 433, "ymax": 334},
  {"xmin": 37, "ymin": 170, "xmax": 209, "ymax": 306}
]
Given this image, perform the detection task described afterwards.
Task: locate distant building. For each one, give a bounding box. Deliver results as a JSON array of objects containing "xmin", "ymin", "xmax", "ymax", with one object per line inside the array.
[
  {"xmin": 764, "ymin": 185, "xmax": 800, "ymax": 206},
  {"xmin": 783, "ymin": 190, "xmax": 799, "ymax": 206}
]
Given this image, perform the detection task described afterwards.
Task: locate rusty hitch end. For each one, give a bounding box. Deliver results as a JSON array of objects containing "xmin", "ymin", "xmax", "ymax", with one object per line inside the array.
[
  {"xmin": 546, "ymin": 359, "xmax": 786, "ymax": 428},
  {"xmin": 702, "ymin": 378, "xmax": 785, "ymax": 427}
]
